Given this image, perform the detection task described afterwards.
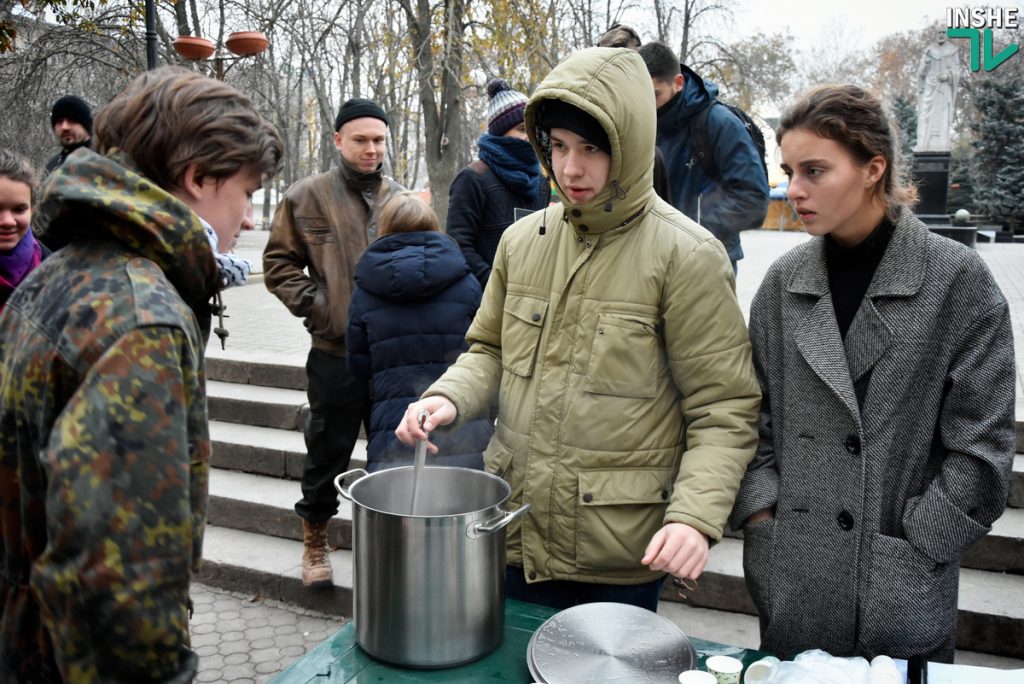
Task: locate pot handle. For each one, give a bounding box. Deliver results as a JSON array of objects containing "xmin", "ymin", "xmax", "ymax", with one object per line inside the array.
[
  {"xmin": 467, "ymin": 504, "xmax": 531, "ymax": 540},
  {"xmin": 334, "ymin": 469, "xmax": 368, "ymax": 501}
]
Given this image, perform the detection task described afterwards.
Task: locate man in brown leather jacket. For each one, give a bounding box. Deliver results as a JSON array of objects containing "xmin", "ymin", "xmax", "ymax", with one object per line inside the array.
[{"xmin": 263, "ymin": 98, "xmax": 403, "ymax": 587}]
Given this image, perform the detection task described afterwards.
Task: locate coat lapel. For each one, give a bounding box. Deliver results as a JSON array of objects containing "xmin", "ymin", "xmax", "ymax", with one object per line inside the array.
[
  {"xmin": 846, "ymin": 209, "xmax": 928, "ymax": 383},
  {"xmin": 789, "ymin": 239, "xmax": 862, "ymax": 429},
  {"xmin": 789, "ymin": 209, "xmax": 928, "ymax": 424},
  {"xmin": 844, "ymin": 300, "xmax": 890, "ymax": 384}
]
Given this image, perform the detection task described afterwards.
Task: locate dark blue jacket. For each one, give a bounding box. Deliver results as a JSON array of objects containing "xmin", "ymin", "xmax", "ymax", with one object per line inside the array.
[
  {"xmin": 347, "ymin": 231, "xmax": 492, "ymax": 471},
  {"xmin": 655, "ymin": 65, "xmax": 768, "ymax": 264},
  {"xmin": 446, "ymin": 160, "xmax": 549, "ymax": 287}
]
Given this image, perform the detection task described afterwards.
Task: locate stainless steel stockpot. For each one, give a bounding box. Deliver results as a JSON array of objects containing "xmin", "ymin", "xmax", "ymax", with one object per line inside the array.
[{"xmin": 334, "ymin": 466, "xmax": 529, "ymax": 668}]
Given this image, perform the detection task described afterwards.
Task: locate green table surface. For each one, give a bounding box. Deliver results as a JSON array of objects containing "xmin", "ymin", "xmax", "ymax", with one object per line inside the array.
[{"xmin": 271, "ymin": 599, "xmax": 772, "ymax": 683}]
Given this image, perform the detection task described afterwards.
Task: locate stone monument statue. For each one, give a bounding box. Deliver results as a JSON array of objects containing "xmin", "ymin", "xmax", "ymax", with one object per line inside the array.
[{"xmin": 915, "ymin": 33, "xmax": 959, "ymax": 152}]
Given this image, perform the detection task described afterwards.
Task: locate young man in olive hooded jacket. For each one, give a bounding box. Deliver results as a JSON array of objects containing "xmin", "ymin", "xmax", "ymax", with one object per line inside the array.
[{"xmin": 397, "ymin": 48, "xmax": 760, "ymax": 609}]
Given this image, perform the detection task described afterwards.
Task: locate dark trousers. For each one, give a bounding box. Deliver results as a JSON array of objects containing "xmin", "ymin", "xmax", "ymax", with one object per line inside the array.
[
  {"xmin": 505, "ymin": 566, "xmax": 663, "ymax": 612},
  {"xmin": 295, "ymin": 348, "xmax": 370, "ymax": 523}
]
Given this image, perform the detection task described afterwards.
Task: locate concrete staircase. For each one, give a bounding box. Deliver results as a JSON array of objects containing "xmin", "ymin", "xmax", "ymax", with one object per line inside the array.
[{"xmin": 197, "ymin": 355, "xmax": 1024, "ymax": 662}]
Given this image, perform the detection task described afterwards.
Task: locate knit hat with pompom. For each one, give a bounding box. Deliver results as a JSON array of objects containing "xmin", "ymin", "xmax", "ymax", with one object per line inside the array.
[{"xmin": 486, "ymin": 78, "xmax": 528, "ymax": 136}]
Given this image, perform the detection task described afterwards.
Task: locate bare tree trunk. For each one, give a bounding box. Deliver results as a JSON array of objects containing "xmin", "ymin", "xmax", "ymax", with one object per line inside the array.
[
  {"xmin": 399, "ymin": 0, "xmax": 467, "ymax": 225},
  {"xmin": 172, "ymin": 0, "xmax": 191, "ymax": 36},
  {"xmin": 189, "ymin": 0, "xmax": 203, "ymax": 38}
]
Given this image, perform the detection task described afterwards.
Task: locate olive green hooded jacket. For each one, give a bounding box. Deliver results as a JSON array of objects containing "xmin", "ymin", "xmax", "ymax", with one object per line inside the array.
[{"xmin": 426, "ymin": 48, "xmax": 760, "ymax": 585}]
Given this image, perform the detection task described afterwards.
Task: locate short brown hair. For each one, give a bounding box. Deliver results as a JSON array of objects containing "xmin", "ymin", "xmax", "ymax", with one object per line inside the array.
[
  {"xmin": 597, "ymin": 24, "xmax": 641, "ymax": 49},
  {"xmin": 777, "ymin": 85, "xmax": 917, "ymax": 217},
  {"xmin": 0, "ymin": 150, "xmax": 39, "ymax": 205},
  {"xmin": 378, "ymin": 192, "xmax": 439, "ymax": 236},
  {"xmin": 93, "ymin": 66, "xmax": 284, "ymax": 192}
]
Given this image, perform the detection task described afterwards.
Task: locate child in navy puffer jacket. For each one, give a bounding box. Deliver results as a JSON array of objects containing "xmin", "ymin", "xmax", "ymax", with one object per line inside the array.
[{"xmin": 347, "ymin": 192, "xmax": 492, "ymax": 471}]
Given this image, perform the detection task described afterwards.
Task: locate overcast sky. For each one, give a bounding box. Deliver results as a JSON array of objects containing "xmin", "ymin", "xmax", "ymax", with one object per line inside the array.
[{"xmin": 732, "ymin": 0, "xmax": 1021, "ymax": 52}]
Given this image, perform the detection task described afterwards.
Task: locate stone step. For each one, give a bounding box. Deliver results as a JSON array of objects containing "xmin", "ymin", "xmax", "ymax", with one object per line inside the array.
[
  {"xmin": 207, "ymin": 354, "xmax": 307, "ymax": 392},
  {"xmin": 196, "ymin": 525, "xmax": 353, "ymax": 618},
  {"xmin": 725, "ymin": 508, "xmax": 1023, "ymax": 574},
  {"xmin": 204, "ymin": 356, "xmax": 1024, "ymax": 455},
  {"xmin": 680, "ymin": 537, "xmax": 1024, "ymax": 659},
  {"xmin": 197, "ymin": 526, "xmax": 1024, "ymax": 664},
  {"xmin": 207, "ymin": 380, "xmax": 308, "ymax": 431},
  {"xmin": 208, "ymin": 464, "xmax": 1024, "ymax": 577},
  {"xmin": 209, "ymin": 420, "xmax": 367, "ymax": 480},
  {"xmin": 208, "ymin": 467, "xmax": 354, "ymax": 549},
  {"xmin": 962, "ymin": 506, "xmax": 1024, "ymax": 573},
  {"xmin": 1012, "ymin": 455, "xmax": 1024, "ymax": 509}
]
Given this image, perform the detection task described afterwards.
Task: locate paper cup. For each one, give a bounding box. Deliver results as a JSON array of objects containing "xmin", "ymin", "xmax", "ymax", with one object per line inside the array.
[
  {"xmin": 743, "ymin": 656, "xmax": 780, "ymax": 682},
  {"xmin": 706, "ymin": 655, "xmax": 743, "ymax": 684},
  {"xmin": 678, "ymin": 670, "xmax": 717, "ymax": 684}
]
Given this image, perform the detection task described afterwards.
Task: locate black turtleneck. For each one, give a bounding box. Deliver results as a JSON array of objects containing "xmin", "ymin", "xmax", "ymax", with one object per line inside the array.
[{"xmin": 825, "ymin": 218, "xmax": 895, "ymax": 339}]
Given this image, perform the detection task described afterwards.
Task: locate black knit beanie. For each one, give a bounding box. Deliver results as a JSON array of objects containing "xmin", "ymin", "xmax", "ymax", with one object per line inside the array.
[
  {"xmin": 334, "ymin": 98, "xmax": 389, "ymax": 131},
  {"xmin": 50, "ymin": 95, "xmax": 93, "ymax": 135},
  {"xmin": 535, "ymin": 99, "xmax": 611, "ymax": 156}
]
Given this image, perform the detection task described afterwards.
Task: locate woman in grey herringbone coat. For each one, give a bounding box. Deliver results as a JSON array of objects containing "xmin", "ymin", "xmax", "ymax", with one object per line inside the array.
[{"xmin": 729, "ymin": 85, "xmax": 1015, "ymax": 663}]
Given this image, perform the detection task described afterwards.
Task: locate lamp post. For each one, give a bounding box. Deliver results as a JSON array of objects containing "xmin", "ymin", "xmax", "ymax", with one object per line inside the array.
[
  {"xmin": 145, "ymin": 0, "xmax": 157, "ymax": 69},
  {"xmin": 172, "ymin": 30, "xmax": 269, "ymax": 80}
]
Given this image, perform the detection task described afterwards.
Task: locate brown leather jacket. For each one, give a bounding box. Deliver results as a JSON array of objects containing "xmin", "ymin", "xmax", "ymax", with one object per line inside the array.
[{"xmin": 263, "ymin": 162, "xmax": 403, "ymax": 355}]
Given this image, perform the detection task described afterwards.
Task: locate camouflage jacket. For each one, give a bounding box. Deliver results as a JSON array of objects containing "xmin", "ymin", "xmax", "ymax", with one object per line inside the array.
[{"xmin": 0, "ymin": 149, "xmax": 218, "ymax": 683}]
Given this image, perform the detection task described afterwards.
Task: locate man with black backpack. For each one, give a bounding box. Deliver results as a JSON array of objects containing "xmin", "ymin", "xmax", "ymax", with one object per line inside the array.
[{"xmin": 638, "ymin": 41, "xmax": 768, "ymax": 273}]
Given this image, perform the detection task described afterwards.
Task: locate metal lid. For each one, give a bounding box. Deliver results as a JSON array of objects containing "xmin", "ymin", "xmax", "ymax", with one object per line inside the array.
[{"xmin": 526, "ymin": 602, "xmax": 696, "ymax": 683}]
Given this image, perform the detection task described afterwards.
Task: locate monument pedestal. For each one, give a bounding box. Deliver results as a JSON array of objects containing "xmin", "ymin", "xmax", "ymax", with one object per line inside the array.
[
  {"xmin": 912, "ymin": 151, "xmax": 951, "ymax": 224},
  {"xmin": 912, "ymin": 152, "xmax": 975, "ymax": 247},
  {"xmin": 911, "ymin": 151, "xmax": 973, "ymax": 246}
]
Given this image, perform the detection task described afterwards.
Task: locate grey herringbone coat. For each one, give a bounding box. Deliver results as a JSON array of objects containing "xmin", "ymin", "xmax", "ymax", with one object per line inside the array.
[{"xmin": 730, "ymin": 209, "xmax": 1015, "ymax": 662}]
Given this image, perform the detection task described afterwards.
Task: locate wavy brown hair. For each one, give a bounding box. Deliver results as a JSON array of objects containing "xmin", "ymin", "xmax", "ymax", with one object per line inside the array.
[
  {"xmin": 378, "ymin": 192, "xmax": 439, "ymax": 236},
  {"xmin": 94, "ymin": 66, "xmax": 284, "ymax": 192},
  {"xmin": 777, "ymin": 85, "xmax": 917, "ymax": 218}
]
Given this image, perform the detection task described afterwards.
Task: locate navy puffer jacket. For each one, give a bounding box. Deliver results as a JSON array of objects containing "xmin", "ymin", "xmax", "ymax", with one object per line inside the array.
[{"xmin": 347, "ymin": 231, "xmax": 492, "ymax": 471}]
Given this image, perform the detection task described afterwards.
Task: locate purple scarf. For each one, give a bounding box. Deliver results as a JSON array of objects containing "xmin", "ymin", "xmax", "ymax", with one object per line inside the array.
[{"xmin": 0, "ymin": 230, "xmax": 43, "ymax": 311}]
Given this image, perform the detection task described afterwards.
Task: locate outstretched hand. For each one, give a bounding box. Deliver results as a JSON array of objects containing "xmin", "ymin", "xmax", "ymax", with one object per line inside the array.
[
  {"xmin": 394, "ymin": 396, "xmax": 457, "ymax": 454},
  {"xmin": 641, "ymin": 522, "xmax": 709, "ymax": 580}
]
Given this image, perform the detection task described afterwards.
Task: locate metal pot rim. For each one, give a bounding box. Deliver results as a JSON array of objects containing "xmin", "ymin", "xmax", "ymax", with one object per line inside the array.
[{"xmin": 348, "ymin": 466, "xmax": 511, "ymax": 519}]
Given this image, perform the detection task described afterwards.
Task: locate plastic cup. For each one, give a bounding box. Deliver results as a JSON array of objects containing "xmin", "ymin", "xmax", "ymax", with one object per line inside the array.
[
  {"xmin": 706, "ymin": 655, "xmax": 744, "ymax": 684},
  {"xmin": 744, "ymin": 656, "xmax": 780, "ymax": 682}
]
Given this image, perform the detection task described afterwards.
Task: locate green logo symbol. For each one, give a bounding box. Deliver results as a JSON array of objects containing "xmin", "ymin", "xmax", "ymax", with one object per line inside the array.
[{"xmin": 947, "ymin": 27, "xmax": 1019, "ymax": 72}]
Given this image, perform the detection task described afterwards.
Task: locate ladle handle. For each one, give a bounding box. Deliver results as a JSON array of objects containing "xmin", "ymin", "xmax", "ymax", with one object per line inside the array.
[
  {"xmin": 467, "ymin": 504, "xmax": 531, "ymax": 539},
  {"xmin": 409, "ymin": 409, "xmax": 431, "ymax": 515},
  {"xmin": 334, "ymin": 469, "xmax": 368, "ymax": 501}
]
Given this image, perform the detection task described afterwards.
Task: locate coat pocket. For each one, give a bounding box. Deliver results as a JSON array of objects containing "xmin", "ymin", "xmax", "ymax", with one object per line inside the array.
[
  {"xmin": 583, "ymin": 313, "xmax": 661, "ymax": 398},
  {"xmin": 741, "ymin": 518, "xmax": 776, "ymax": 621},
  {"xmin": 482, "ymin": 433, "xmax": 514, "ymax": 480},
  {"xmin": 858, "ymin": 533, "xmax": 958, "ymax": 657},
  {"xmin": 501, "ymin": 295, "xmax": 547, "ymax": 377},
  {"xmin": 575, "ymin": 468, "xmax": 673, "ymax": 571},
  {"xmin": 296, "ymin": 216, "xmax": 335, "ymax": 244}
]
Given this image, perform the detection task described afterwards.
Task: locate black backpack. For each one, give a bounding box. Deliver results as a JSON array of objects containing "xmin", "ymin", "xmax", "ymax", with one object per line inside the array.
[{"xmin": 691, "ymin": 101, "xmax": 768, "ymax": 185}]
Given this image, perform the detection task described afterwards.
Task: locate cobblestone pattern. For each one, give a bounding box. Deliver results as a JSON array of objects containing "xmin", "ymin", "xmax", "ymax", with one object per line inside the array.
[{"xmin": 190, "ymin": 582, "xmax": 344, "ymax": 683}]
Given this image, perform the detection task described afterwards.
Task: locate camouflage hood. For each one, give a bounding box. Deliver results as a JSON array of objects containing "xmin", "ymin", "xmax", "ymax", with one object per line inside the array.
[{"xmin": 39, "ymin": 147, "xmax": 219, "ymax": 309}]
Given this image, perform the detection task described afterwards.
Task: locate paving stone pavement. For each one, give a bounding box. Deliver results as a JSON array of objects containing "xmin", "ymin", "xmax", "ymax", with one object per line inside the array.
[{"xmin": 189, "ymin": 582, "xmax": 346, "ymax": 683}]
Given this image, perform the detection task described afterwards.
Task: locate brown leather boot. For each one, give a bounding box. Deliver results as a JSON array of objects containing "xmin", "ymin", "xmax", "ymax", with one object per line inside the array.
[{"xmin": 301, "ymin": 519, "xmax": 333, "ymax": 588}]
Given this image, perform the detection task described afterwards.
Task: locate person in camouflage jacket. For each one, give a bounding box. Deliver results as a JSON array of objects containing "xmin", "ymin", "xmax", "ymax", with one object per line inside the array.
[{"xmin": 0, "ymin": 67, "xmax": 283, "ymax": 683}]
